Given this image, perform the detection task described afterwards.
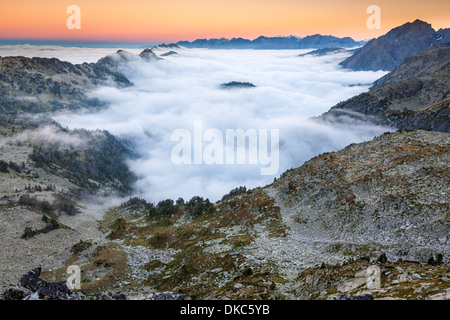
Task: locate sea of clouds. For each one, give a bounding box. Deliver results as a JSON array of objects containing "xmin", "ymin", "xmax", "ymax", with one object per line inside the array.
[
  {"xmin": 17, "ymin": 45, "xmax": 390, "ymax": 202},
  {"xmin": 0, "ymin": 44, "xmax": 144, "ymax": 64}
]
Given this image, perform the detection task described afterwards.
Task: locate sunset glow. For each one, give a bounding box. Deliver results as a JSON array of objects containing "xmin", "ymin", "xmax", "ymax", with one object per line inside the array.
[{"xmin": 0, "ymin": 0, "xmax": 449, "ymax": 42}]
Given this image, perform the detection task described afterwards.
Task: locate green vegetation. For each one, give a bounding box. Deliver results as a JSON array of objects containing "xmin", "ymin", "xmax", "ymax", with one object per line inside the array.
[
  {"xmin": 0, "ymin": 160, "xmax": 25, "ymax": 173},
  {"xmin": 118, "ymin": 196, "xmax": 215, "ymax": 218},
  {"xmin": 71, "ymin": 240, "xmax": 93, "ymax": 255},
  {"xmin": 185, "ymin": 196, "xmax": 214, "ymax": 216},
  {"xmin": 21, "ymin": 215, "xmax": 69, "ymax": 239}
]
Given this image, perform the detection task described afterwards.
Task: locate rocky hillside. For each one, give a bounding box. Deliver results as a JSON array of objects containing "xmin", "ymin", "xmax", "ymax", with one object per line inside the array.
[
  {"xmin": 298, "ymin": 47, "xmax": 353, "ymax": 57},
  {"xmin": 46, "ymin": 130, "xmax": 448, "ymax": 300},
  {"xmin": 0, "ymin": 48, "xmax": 162, "ymax": 118},
  {"xmin": 371, "ymin": 45, "xmax": 450, "ymax": 89},
  {"xmin": 0, "ymin": 116, "xmax": 137, "ymax": 293},
  {"xmin": 340, "ymin": 20, "xmax": 449, "ymax": 71},
  {"xmin": 322, "ymin": 45, "xmax": 450, "ymax": 132}
]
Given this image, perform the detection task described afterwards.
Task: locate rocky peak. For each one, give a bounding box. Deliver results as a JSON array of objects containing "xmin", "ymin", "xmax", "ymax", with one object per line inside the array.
[
  {"xmin": 96, "ymin": 49, "xmax": 137, "ymax": 68},
  {"xmin": 139, "ymin": 48, "xmax": 161, "ymax": 61}
]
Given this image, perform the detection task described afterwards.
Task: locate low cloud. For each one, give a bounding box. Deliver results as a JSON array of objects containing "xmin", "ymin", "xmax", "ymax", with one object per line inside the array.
[
  {"xmin": 53, "ymin": 48, "xmax": 390, "ymax": 202},
  {"xmin": 15, "ymin": 125, "xmax": 85, "ymax": 148},
  {"xmin": 0, "ymin": 44, "xmax": 144, "ymax": 64}
]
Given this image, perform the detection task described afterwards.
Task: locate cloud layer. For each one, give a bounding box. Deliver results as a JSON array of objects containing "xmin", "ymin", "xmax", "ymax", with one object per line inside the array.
[
  {"xmin": 52, "ymin": 47, "xmax": 390, "ymax": 202},
  {"xmin": 0, "ymin": 44, "xmax": 144, "ymax": 64}
]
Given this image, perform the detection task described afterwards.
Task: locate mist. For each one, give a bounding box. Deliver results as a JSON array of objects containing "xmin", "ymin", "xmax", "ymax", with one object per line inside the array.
[{"xmin": 51, "ymin": 47, "xmax": 390, "ymax": 202}]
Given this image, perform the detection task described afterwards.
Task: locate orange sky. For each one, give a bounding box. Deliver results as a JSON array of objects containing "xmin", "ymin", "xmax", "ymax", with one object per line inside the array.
[{"xmin": 0, "ymin": 0, "xmax": 448, "ymax": 42}]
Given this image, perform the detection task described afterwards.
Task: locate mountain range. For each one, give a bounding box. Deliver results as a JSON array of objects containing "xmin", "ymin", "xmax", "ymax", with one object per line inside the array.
[{"xmin": 0, "ymin": 19, "xmax": 449, "ymax": 300}]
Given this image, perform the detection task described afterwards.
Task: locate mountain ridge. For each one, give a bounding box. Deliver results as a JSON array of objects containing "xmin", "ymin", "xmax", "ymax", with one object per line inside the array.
[
  {"xmin": 322, "ymin": 45, "xmax": 450, "ymax": 132},
  {"xmin": 340, "ymin": 19, "xmax": 450, "ymax": 71},
  {"xmin": 0, "ymin": 48, "xmax": 163, "ymax": 118}
]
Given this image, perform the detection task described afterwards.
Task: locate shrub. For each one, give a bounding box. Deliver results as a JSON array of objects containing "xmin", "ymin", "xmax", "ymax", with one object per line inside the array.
[
  {"xmin": 149, "ymin": 199, "xmax": 178, "ymax": 217},
  {"xmin": 185, "ymin": 196, "xmax": 214, "ymax": 216},
  {"xmin": 220, "ymin": 186, "xmax": 247, "ymax": 202}
]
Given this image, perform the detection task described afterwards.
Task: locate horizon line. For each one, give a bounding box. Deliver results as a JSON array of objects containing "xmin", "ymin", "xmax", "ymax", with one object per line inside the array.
[{"xmin": 0, "ymin": 33, "xmax": 373, "ymax": 47}]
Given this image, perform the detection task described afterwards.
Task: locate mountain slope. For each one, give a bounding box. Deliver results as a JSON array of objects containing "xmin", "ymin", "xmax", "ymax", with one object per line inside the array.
[
  {"xmin": 340, "ymin": 20, "xmax": 449, "ymax": 71},
  {"xmin": 322, "ymin": 45, "xmax": 450, "ymax": 132},
  {"xmin": 0, "ymin": 55, "xmax": 131, "ymax": 116},
  {"xmin": 0, "ymin": 48, "xmax": 162, "ymax": 119}
]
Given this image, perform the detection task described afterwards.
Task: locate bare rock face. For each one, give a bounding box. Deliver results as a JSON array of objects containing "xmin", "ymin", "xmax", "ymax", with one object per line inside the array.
[{"xmin": 340, "ymin": 20, "xmax": 440, "ymax": 71}]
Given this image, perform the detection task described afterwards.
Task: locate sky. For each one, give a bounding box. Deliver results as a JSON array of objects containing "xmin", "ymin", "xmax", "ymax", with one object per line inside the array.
[{"xmin": 0, "ymin": 0, "xmax": 449, "ymax": 43}]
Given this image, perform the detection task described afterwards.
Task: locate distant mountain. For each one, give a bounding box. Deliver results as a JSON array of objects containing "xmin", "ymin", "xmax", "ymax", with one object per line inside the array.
[
  {"xmin": 220, "ymin": 81, "xmax": 256, "ymax": 89},
  {"xmin": 139, "ymin": 48, "xmax": 162, "ymax": 61},
  {"xmin": 160, "ymin": 51, "xmax": 178, "ymax": 57},
  {"xmin": 321, "ymin": 45, "xmax": 450, "ymax": 132},
  {"xmin": 298, "ymin": 47, "xmax": 354, "ymax": 57},
  {"xmin": 340, "ymin": 20, "xmax": 450, "ymax": 71},
  {"xmin": 371, "ymin": 44, "xmax": 450, "ymax": 89},
  {"xmin": 0, "ymin": 55, "xmax": 130, "ymax": 116},
  {"xmin": 97, "ymin": 48, "xmax": 161, "ymax": 68},
  {"xmin": 0, "ymin": 48, "xmax": 161, "ymax": 117},
  {"xmin": 152, "ymin": 43, "xmax": 181, "ymax": 50},
  {"xmin": 177, "ymin": 35, "xmax": 365, "ymax": 49}
]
